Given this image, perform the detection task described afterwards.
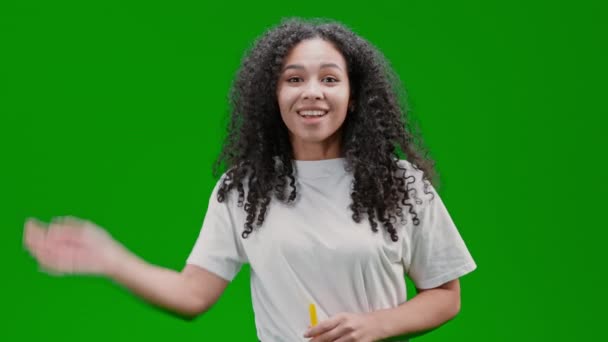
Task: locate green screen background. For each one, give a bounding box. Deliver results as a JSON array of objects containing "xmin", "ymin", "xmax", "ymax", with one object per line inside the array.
[{"xmin": 2, "ymin": 0, "xmax": 606, "ymax": 340}]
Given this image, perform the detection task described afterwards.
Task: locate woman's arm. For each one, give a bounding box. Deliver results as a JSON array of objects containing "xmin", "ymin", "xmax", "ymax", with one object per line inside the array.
[
  {"xmin": 370, "ymin": 279, "xmax": 461, "ymax": 340},
  {"xmin": 24, "ymin": 217, "xmax": 229, "ymax": 321},
  {"xmin": 108, "ymin": 252, "xmax": 228, "ymax": 320},
  {"xmin": 304, "ymin": 279, "xmax": 461, "ymax": 341}
]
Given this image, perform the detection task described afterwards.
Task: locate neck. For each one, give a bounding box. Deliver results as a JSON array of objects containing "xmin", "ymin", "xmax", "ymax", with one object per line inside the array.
[{"xmin": 290, "ymin": 132, "xmax": 342, "ymax": 161}]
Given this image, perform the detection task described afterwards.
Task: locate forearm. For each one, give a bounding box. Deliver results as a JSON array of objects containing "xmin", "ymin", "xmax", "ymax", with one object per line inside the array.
[
  {"xmin": 370, "ymin": 286, "xmax": 461, "ymax": 340},
  {"xmin": 106, "ymin": 250, "xmax": 202, "ymax": 320}
]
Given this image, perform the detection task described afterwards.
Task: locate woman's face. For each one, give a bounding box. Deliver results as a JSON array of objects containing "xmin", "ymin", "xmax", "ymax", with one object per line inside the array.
[{"xmin": 276, "ymin": 38, "xmax": 351, "ymax": 160}]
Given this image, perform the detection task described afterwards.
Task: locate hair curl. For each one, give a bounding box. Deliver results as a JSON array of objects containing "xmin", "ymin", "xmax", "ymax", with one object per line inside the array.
[{"xmin": 213, "ymin": 18, "xmax": 437, "ymax": 242}]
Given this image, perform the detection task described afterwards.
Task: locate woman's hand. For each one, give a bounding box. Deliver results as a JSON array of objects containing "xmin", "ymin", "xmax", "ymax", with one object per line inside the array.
[
  {"xmin": 23, "ymin": 216, "xmax": 129, "ymax": 276},
  {"xmin": 304, "ymin": 312, "xmax": 381, "ymax": 342}
]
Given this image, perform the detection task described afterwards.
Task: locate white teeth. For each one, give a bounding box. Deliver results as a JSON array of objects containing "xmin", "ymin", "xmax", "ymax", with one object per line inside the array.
[{"xmin": 298, "ymin": 110, "xmax": 327, "ymax": 116}]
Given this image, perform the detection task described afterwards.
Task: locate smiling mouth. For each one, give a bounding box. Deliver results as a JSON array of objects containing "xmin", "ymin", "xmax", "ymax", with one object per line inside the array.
[{"xmin": 297, "ymin": 110, "xmax": 328, "ymax": 118}]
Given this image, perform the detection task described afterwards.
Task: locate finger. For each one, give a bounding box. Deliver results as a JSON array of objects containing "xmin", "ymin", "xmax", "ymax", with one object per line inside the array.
[
  {"xmin": 333, "ymin": 335, "xmax": 356, "ymax": 342},
  {"xmin": 37, "ymin": 221, "xmax": 81, "ymax": 271},
  {"xmin": 55, "ymin": 215, "xmax": 88, "ymax": 227},
  {"xmin": 29, "ymin": 237, "xmax": 61, "ymax": 275},
  {"xmin": 38, "ymin": 265, "xmax": 65, "ymax": 276},
  {"xmin": 304, "ymin": 317, "xmax": 340, "ymax": 338},
  {"xmin": 24, "ymin": 218, "xmax": 47, "ymax": 251},
  {"xmin": 37, "ymin": 253, "xmax": 67, "ymax": 276},
  {"xmin": 51, "ymin": 216, "xmax": 77, "ymax": 228},
  {"xmin": 25, "ymin": 217, "xmax": 46, "ymax": 228},
  {"xmin": 47, "ymin": 221, "xmax": 84, "ymax": 245},
  {"xmin": 23, "ymin": 221, "xmax": 70, "ymax": 275},
  {"xmin": 36, "ymin": 235, "xmax": 75, "ymax": 275},
  {"xmin": 25, "ymin": 217, "xmax": 47, "ymax": 235},
  {"xmin": 309, "ymin": 326, "xmax": 343, "ymax": 342},
  {"xmin": 36, "ymin": 243, "xmax": 67, "ymax": 276}
]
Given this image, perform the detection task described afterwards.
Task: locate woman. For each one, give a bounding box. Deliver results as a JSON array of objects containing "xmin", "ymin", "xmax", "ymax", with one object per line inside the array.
[{"xmin": 24, "ymin": 18, "xmax": 476, "ymax": 341}]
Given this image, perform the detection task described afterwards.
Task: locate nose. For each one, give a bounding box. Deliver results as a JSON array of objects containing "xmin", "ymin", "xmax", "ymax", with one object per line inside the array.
[{"xmin": 302, "ymin": 80, "xmax": 324, "ymax": 100}]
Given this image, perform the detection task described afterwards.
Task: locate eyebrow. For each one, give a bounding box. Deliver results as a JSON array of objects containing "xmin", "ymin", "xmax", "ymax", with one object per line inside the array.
[{"xmin": 282, "ymin": 63, "xmax": 343, "ymax": 72}]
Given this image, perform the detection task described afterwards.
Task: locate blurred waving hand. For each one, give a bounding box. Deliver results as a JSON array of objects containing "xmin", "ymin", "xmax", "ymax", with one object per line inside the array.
[{"xmin": 23, "ymin": 216, "xmax": 127, "ymax": 276}]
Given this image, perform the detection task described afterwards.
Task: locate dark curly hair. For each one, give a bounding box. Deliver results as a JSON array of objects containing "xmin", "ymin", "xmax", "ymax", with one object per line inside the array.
[{"xmin": 213, "ymin": 17, "xmax": 437, "ymax": 242}]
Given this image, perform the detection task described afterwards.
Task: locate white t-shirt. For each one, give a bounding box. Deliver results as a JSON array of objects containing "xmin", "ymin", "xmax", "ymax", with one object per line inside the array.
[{"xmin": 186, "ymin": 158, "xmax": 477, "ymax": 341}]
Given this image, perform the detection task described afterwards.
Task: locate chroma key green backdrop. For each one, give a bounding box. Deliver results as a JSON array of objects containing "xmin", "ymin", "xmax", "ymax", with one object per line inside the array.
[{"xmin": 2, "ymin": 0, "xmax": 606, "ymax": 341}]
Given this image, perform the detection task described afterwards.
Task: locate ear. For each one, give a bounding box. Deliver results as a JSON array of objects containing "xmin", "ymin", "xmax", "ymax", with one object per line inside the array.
[{"xmin": 348, "ymin": 99, "xmax": 356, "ymax": 112}]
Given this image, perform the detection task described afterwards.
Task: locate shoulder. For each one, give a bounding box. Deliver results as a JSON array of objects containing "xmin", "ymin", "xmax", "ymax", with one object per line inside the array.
[
  {"xmin": 395, "ymin": 159, "xmax": 437, "ymax": 206},
  {"xmin": 395, "ymin": 159, "xmax": 423, "ymax": 178},
  {"xmin": 207, "ymin": 172, "xmax": 240, "ymax": 204},
  {"xmin": 395, "ymin": 159, "xmax": 433, "ymax": 190}
]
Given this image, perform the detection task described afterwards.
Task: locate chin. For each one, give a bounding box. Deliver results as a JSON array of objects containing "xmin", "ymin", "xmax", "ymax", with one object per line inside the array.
[{"xmin": 299, "ymin": 133, "xmax": 333, "ymax": 143}]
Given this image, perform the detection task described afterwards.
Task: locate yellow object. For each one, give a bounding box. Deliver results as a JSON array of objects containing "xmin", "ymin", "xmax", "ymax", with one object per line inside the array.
[{"xmin": 309, "ymin": 303, "xmax": 318, "ymax": 327}]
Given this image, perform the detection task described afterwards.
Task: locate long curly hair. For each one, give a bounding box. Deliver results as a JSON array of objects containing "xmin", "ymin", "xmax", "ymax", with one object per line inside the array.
[{"xmin": 213, "ymin": 18, "xmax": 437, "ymax": 242}]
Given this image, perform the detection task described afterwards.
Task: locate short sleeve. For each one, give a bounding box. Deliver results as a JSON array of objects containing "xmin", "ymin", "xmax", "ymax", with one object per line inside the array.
[
  {"xmin": 400, "ymin": 167, "xmax": 477, "ymax": 289},
  {"xmin": 186, "ymin": 179, "xmax": 248, "ymax": 281}
]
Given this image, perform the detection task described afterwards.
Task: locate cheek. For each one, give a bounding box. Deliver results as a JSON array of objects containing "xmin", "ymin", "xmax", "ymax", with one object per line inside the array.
[
  {"xmin": 277, "ymin": 90, "xmax": 296, "ymax": 128},
  {"xmin": 333, "ymin": 90, "xmax": 351, "ymax": 114},
  {"xmin": 277, "ymin": 88, "xmax": 298, "ymax": 113}
]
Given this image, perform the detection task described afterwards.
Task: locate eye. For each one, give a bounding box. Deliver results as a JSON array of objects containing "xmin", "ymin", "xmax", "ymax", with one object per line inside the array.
[
  {"xmin": 322, "ymin": 76, "xmax": 338, "ymax": 83},
  {"xmin": 287, "ymin": 76, "xmax": 302, "ymax": 83}
]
